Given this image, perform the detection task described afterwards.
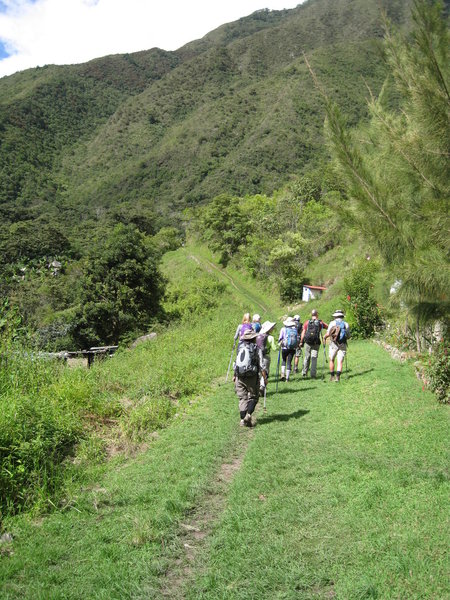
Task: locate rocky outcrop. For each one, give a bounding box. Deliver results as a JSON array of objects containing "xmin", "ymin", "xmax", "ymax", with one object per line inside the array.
[{"xmin": 130, "ymin": 333, "xmax": 157, "ymax": 348}]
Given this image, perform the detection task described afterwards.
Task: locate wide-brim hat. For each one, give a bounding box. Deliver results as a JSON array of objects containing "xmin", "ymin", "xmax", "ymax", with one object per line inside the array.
[
  {"xmin": 261, "ymin": 320, "xmax": 276, "ymax": 334},
  {"xmin": 283, "ymin": 317, "xmax": 296, "ymax": 327},
  {"xmin": 241, "ymin": 329, "xmax": 259, "ymax": 341},
  {"xmin": 332, "ymin": 310, "xmax": 345, "ymax": 318}
]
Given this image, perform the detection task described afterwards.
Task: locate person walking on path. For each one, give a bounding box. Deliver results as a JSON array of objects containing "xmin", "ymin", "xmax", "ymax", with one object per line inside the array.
[
  {"xmin": 278, "ymin": 317, "xmax": 298, "ymax": 382},
  {"xmin": 293, "ymin": 314, "xmax": 303, "ymax": 374},
  {"xmin": 300, "ymin": 309, "xmax": 328, "ymax": 379},
  {"xmin": 322, "ymin": 310, "xmax": 351, "ymax": 382},
  {"xmin": 252, "ymin": 313, "xmax": 262, "ymax": 333},
  {"xmin": 234, "ymin": 313, "xmax": 253, "ymax": 342},
  {"xmin": 234, "ymin": 329, "xmax": 264, "ymax": 427},
  {"xmin": 256, "ymin": 321, "xmax": 277, "ymax": 394}
]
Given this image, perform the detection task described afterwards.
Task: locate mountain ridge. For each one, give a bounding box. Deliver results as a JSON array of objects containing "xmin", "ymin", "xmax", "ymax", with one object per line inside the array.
[{"xmin": 0, "ymin": 0, "xmax": 413, "ymax": 254}]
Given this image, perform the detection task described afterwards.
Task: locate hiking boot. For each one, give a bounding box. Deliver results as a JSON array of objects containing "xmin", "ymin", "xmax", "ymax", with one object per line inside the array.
[
  {"xmin": 334, "ymin": 374, "xmax": 340, "ymax": 382},
  {"xmin": 329, "ymin": 373, "xmax": 335, "ymax": 382},
  {"xmin": 280, "ymin": 376, "xmax": 286, "ymax": 382},
  {"xmin": 244, "ymin": 413, "xmax": 252, "ymax": 427},
  {"xmin": 240, "ymin": 419, "xmax": 245, "ymax": 427}
]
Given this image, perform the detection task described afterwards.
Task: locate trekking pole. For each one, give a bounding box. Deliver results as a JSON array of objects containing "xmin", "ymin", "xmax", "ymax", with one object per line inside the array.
[
  {"xmin": 263, "ymin": 385, "xmax": 267, "ymax": 412},
  {"xmin": 275, "ymin": 348, "xmax": 281, "ymax": 392},
  {"xmin": 225, "ymin": 340, "xmax": 237, "ymax": 382}
]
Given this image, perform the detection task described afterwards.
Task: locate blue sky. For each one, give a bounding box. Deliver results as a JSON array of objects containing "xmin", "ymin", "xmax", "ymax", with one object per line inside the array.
[
  {"xmin": 0, "ymin": 0, "xmax": 303, "ymax": 78},
  {"xmin": 0, "ymin": 39, "xmax": 9, "ymax": 59}
]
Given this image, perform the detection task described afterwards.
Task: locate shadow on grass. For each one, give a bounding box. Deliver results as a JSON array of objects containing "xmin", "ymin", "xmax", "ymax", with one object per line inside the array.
[
  {"xmin": 259, "ymin": 408, "xmax": 310, "ymax": 425},
  {"xmin": 271, "ymin": 386, "xmax": 317, "ymax": 395},
  {"xmin": 345, "ymin": 368, "xmax": 374, "ymax": 380}
]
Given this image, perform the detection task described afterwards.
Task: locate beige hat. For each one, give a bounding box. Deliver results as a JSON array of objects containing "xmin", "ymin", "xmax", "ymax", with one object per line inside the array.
[
  {"xmin": 261, "ymin": 321, "xmax": 276, "ymax": 334},
  {"xmin": 241, "ymin": 329, "xmax": 259, "ymax": 341},
  {"xmin": 283, "ymin": 317, "xmax": 296, "ymax": 327},
  {"xmin": 252, "ymin": 313, "xmax": 261, "ymax": 322}
]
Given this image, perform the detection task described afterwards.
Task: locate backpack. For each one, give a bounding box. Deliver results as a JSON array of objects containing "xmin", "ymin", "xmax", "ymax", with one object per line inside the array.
[
  {"xmin": 235, "ymin": 341, "xmax": 258, "ymax": 377},
  {"xmin": 284, "ymin": 327, "xmax": 298, "ymax": 350},
  {"xmin": 304, "ymin": 319, "xmax": 321, "ymax": 345},
  {"xmin": 256, "ymin": 333, "xmax": 268, "ymax": 355},
  {"xmin": 330, "ymin": 320, "xmax": 347, "ymax": 344},
  {"xmin": 239, "ymin": 322, "xmax": 253, "ymax": 339}
]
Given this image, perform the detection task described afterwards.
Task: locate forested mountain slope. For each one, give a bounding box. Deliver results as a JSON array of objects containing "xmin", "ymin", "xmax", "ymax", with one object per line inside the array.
[{"xmin": 0, "ymin": 0, "xmax": 412, "ymax": 247}]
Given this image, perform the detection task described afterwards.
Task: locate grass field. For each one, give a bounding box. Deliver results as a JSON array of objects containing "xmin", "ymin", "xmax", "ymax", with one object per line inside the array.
[
  {"xmin": 0, "ymin": 339, "xmax": 448, "ymax": 599},
  {"xmin": 0, "ymin": 246, "xmax": 448, "ymax": 598}
]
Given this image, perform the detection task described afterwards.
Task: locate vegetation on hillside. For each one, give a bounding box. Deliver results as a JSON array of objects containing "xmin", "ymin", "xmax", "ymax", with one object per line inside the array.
[
  {"xmin": 194, "ymin": 167, "xmax": 343, "ymax": 302},
  {"xmin": 0, "ymin": 8, "xmax": 447, "ymax": 597},
  {"xmin": 315, "ymin": 0, "xmax": 449, "ymax": 341},
  {"xmin": 0, "ymin": 0, "xmax": 415, "ymax": 350}
]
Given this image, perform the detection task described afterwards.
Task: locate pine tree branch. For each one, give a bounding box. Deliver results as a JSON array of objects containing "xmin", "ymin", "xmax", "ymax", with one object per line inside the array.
[
  {"xmin": 412, "ymin": 0, "xmax": 450, "ymax": 103},
  {"xmin": 303, "ymin": 53, "xmax": 398, "ymax": 231},
  {"xmin": 368, "ymin": 96, "xmax": 438, "ymax": 191}
]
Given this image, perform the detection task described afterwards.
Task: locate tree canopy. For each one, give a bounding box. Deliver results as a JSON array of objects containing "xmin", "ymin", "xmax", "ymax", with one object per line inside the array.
[
  {"xmin": 317, "ymin": 0, "xmax": 449, "ymax": 325},
  {"xmin": 73, "ymin": 224, "xmax": 165, "ymax": 346}
]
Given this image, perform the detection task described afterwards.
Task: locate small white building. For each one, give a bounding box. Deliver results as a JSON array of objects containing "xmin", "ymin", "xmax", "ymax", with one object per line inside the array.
[{"xmin": 302, "ymin": 285, "xmax": 327, "ymax": 302}]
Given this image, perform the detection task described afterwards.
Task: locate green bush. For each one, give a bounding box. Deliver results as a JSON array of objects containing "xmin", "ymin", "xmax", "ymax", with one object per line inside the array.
[
  {"xmin": 0, "ymin": 393, "xmax": 82, "ymax": 516},
  {"xmin": 423, "ymin": 341, "xmax": 449, "ymax": 403},
  {"xmin": 344, "ymin": 260, "xmax": 382, "ymax": 338},
  {"xmin": 200, "ymin": 194, "xmax": 250, "ymax": 266},
  {"xmin": 73, "ymin": 224, "xmax": 165, "ymax": 347}
]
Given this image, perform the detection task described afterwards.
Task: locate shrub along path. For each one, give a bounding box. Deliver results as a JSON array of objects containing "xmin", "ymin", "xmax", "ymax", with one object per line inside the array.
[{"xmin": 1, "ymin": 341, "xmax": 448, "ymax": 599}]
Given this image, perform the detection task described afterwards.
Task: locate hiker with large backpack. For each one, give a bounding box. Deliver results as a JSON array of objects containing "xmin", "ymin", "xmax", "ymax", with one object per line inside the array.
[
  {"xmin": 278, "ymin": 317, "xmax": 298, "ymax": 382},
  {"xmin": 322, "ymin": 309, "xmax": 351, "ymax": 382},
  {"xmin": 293, "ymin": 314, "xmax": 303, "ymax": 374},
  {"xmin": 234, "ymin": 312, "xmax": 253, "ymax": 342},
  {"xmin": 233, "ymin": 328, "xmax": 264, "ymax": 427},
  {"xmin": 300, "ymin": 309, "xmax": 328, "ymax": 379},
  {"xmin": 256, "ymin": 321, "xmax": 277, "ymax": 395}
]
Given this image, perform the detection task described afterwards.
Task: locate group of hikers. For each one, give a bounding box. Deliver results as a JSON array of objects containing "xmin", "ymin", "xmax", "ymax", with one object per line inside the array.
[{"xmin": 230, "ymin": 309, "xmax": 350, "ymax": 427}]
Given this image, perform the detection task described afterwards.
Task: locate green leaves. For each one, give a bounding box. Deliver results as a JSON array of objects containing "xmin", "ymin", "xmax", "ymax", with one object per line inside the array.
[
  {"xmin": 344, "ymin": 259, "xmax": 382, "ymax": 338},
  {"xmin": 201, "ymin": 194, "xmax": 250, "ymax": 266},
  {"xmin": 73, "ymin": 224, "xmax": 165, "ymax": 346},
  {"xmin": 322, "ymin": 0, "xmax": 449, "ymax": 323}
]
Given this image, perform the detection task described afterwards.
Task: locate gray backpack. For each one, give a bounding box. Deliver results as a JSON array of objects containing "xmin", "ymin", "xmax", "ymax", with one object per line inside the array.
[{"xmin": 235, "ymin": 342, "xmax": 258, "ymax": 377}]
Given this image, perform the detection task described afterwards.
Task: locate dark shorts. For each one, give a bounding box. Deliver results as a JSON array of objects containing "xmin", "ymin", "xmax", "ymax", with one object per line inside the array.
[{"xmin": 281, "ymin": 348, "xmax": 295, "ymax": 367}]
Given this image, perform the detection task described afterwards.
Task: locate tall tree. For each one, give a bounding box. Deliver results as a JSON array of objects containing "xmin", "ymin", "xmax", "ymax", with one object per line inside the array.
[
  {"xmin": 307, "ymin": 0, "xmax": 449, "ymax": 332},
  {"xmin": 74, "ymin": 224, "xmax": 165, "ymax": 346}
]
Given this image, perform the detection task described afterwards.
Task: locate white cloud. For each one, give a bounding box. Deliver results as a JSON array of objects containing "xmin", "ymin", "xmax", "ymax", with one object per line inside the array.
[{"xmin": 0, "ymin": 0, "xmax": 302, "ymax": 78}]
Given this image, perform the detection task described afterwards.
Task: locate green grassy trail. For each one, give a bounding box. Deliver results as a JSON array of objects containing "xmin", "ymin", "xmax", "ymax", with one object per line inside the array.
[
  {"xmin": 175, "ymin": 243, "xmax": 282, "ymax": 318},
  {"xmin": 185, "ymin": 342, "xmax": 449, "ymax": 599},
  {"xmin": 1, "ymin": 341, "xmax": 448, "ymax": 599}
]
